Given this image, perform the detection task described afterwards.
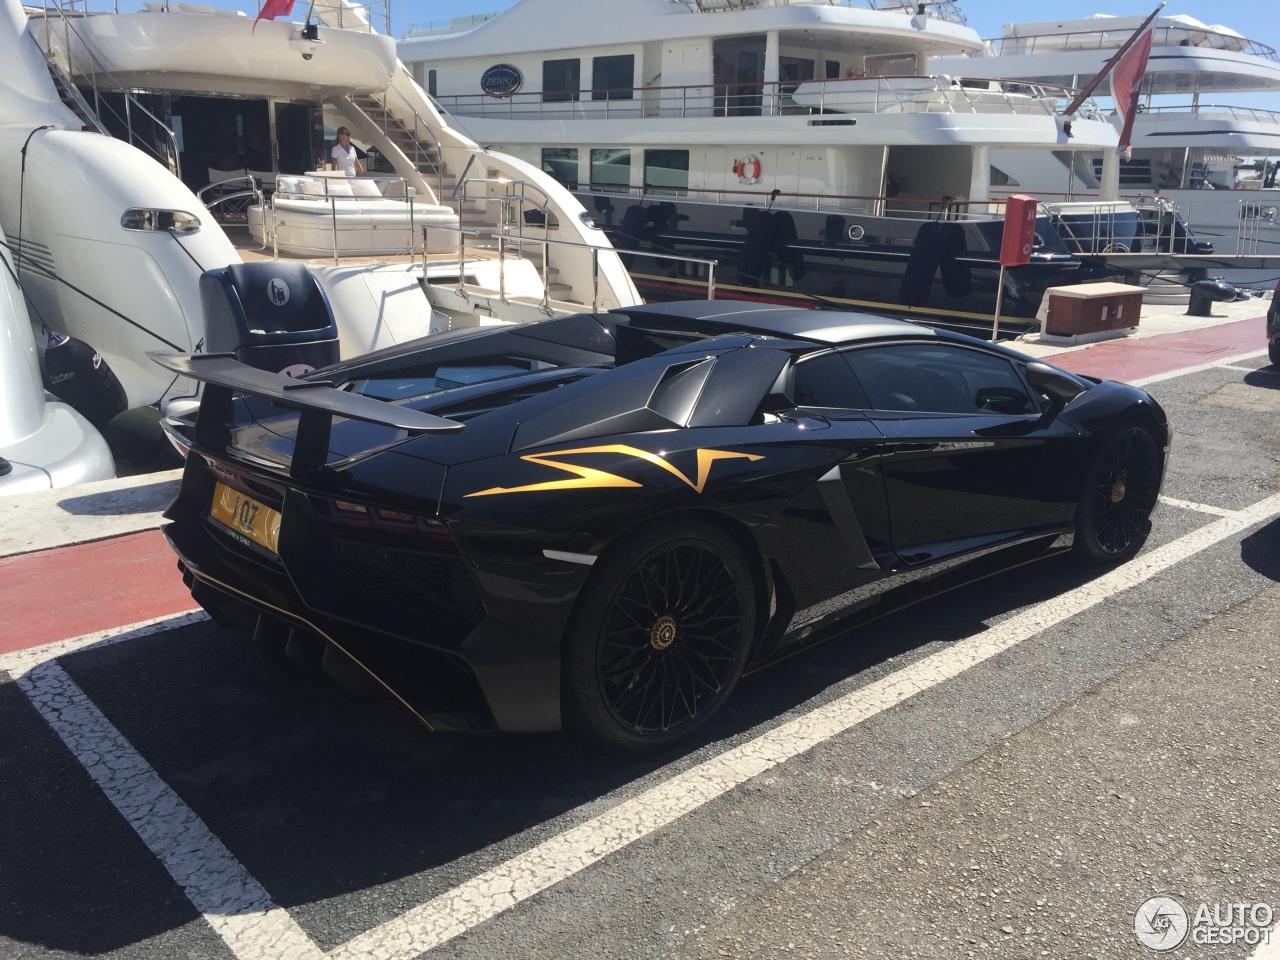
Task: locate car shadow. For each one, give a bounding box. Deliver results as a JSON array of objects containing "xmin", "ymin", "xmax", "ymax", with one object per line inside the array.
[
  {"xmin": 1240, "ymin": 518, "xmax": 1280, "ymax": 582},
  {"xmin": 0, "ymin": 550, "xmax": 1110, "ymax": 955},
  {"xmin": 1243, "ymin": 368, "xmax": 1280, "ymax": 390},
  {"xmin": 55, "ymin": 475, "xmax": 181, "ymax": 516}
]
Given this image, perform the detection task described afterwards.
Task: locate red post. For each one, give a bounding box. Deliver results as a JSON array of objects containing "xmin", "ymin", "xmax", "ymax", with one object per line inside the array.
[{"xmin": 999, "ymin": 194, "xmax": 1039, "ymax": 267}]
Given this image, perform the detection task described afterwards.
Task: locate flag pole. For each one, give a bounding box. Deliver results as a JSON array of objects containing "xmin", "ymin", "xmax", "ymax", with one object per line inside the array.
[{"xmin": 1061, "ymin": 3, "xmax": 1165, "ymax": 117}]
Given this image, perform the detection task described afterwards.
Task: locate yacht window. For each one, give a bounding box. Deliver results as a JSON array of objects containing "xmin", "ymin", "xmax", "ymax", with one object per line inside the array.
[
  {"xmin": 591, "ymin": 148, "xmax": 631, "ymax": 191},
  {"xmin": 543, "ymin": 58, "xmax": 581, "ymax": 103},
  {"xmin": 644, "ymin": 150, "xmax": 689, "ymax": 195},
  {"xmin": 592, "ymin": 54, "xmax": 635, "ymax": 100},
  {"xmin": 542, "ymin": 147, "xmax": 579, "ymax": 189},
  {"xmin": 826, "ymin": 60, "xmax": 840, "ymax": 79},
  {"xmin": 428, "ymin": 69, "xmax": 437, "ymax": 97},
  {"xmin": 773, "ymin": 58, "xmax": 814, "ymax": 85},
  {"xmin": 713, "ymin": 35, "xmax": 766, "ymax": 117},
  {"xmin": 990, "ymin": 166, "xmax": 1018, "ymax": 187}
]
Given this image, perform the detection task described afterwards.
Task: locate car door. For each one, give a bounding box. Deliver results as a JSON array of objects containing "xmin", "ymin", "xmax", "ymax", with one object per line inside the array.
[
  {"xmin": 841, "ymin": 342, "xmax": 1079, "ymax": 565},
  {"xmin": 774, "ymin": 349, "xmax": 892, "ymax": 609}
]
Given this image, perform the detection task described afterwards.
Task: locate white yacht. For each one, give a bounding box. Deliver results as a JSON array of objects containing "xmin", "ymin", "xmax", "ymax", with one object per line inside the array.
[
  {"xmin": 4, "ymin": 0, "xmax": 639, "ymax": 417},
  {"xmin": 934, "ymin": 13, "xmax": 1280, "ymax": 263},
  {"xmin": 0, "ymin": 221, "xmax": 114, "ymax": 495},
  {"xmin": 399, "ymin": 0, "xmax": 1145, "ymax": 334}
]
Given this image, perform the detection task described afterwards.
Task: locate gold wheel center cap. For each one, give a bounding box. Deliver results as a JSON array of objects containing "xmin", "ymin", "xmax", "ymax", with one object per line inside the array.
[
  {"xmin": 1111, "ymin": 482, "xmax": 1127, "ymax": 504},
  {"xmin": 650, "ymin": 616, "xmax": 678, "ymax": 651}
]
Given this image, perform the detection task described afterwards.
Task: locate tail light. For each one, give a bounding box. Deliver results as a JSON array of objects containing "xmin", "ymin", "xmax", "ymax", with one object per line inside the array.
[{"xmin": 317, "ymin": 498, "xmax": 453, "ymax": 542}]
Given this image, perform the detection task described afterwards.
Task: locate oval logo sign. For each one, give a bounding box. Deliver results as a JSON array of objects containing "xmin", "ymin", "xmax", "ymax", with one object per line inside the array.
[
  {"xmin": 267, "ymin": 278, "xmax": 290, "ymax": 306},
  {"xmin": 480, "ymin": 64, "xmax": 523, "ymax": 98}
]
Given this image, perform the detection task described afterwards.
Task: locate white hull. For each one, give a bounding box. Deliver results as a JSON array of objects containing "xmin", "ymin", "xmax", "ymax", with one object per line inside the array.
[
  {"xmin": 0, "ymin": 224, "xmax": 114, "ymax": 495},
  {"xmin": 33, "ymin": 10, "xmax": 396, "ymax": 99}
]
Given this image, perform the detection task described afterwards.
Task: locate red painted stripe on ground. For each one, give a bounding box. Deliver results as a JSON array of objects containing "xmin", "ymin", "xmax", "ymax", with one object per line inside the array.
[
  {"xmin": 1051, "ymin": 315, "xmax": 1267, "ymax": 383},
  {"xmin": 0, "ymin": 530, "xmax": 195, "ymax": 655}
]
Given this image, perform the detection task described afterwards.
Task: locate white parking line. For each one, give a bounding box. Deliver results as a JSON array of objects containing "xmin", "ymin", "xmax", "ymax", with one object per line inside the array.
[
  {"xmin": 16, "ymin": 659, "xmax": 326, "ymax": 960},
  {"xmin": 0, "ymin": 611, "xmax": 210, "ymax": 678},
  {"xmin": 1220, "ymin": 364, "xmax": 1279, "ymax": 375},
  {"xmin": 1130, "ymin": 349, "xmax": 1269, "ymax": 388},
  {"xmin": 1158, "ymin": 496, "xmax": 1237, "ymax": 518},
  {"xmin": 329, "ymin": 492, "xmax": 1280, "ymax": 960}
]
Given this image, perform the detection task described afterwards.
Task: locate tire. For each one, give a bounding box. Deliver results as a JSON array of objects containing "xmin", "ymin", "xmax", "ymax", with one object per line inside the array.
[
  {"xmin": 562, "ymin": 520, "xmax": 757, "ymax": 750},
  {"xmin": 1269, "ymin": 340, "xmax": 1280, "ymax": 367},
  {"xmin": 1074, "ymin": 424, "xmax": 1161, "ymax": 565}
]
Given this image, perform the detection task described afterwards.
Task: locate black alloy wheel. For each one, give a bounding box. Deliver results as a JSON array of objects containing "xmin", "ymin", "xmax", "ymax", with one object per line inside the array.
[
  {"xmin": 563, "ymin": 521, "xmax": 756, "ymax": 750},
  {"xmin": 1074, "ymin": 424, "xmax": 1161, "ymax": 565}
]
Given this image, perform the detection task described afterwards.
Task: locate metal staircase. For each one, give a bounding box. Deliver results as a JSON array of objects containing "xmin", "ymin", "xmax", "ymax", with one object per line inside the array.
[{"xmin": 27, "ymin": 2, "xmax": 181, "ymax": 177}]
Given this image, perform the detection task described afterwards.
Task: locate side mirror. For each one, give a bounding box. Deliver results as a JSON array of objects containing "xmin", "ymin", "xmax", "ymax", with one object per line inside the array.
[{"xmin": 1025, "ymin": 361, "xmax": 1086, "ymax": 405}]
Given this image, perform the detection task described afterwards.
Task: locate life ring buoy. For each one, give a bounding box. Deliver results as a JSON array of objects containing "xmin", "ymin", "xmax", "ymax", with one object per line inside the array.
[{"xmin": 732, "ymin": 154, "xmax": 761, "ymax": 185}]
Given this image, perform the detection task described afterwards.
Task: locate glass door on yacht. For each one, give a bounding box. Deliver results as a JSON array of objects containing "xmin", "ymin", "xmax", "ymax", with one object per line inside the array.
[{"xmin": 271, "ymin": 101, "xmax": 323, "ymax": 176}]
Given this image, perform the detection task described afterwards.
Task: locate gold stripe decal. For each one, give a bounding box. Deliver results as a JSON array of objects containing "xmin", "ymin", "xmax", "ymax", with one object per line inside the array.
[{"xmin": 465, "ymin": 444, "xmax": 763, "ymax": 498}]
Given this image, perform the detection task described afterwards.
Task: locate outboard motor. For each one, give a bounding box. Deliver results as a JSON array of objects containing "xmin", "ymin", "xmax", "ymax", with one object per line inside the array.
[{"xmin": 201, "ymin": 262, "xmax": 340, "ymax": 377}]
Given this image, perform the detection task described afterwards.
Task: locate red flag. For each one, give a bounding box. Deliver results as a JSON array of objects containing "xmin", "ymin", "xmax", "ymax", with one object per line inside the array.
[
  {"xmin": 252, "ymin": 0, "xmax": 295, "ymax": 32},
  {"xmin": 1110, "ymin": 28, "xmax": 1153, "ymax": 159}
]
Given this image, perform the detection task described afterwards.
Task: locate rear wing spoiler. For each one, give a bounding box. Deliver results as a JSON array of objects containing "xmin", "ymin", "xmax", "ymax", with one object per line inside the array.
[{"xmin": 149, "ymin": 352, "xmax": 462, "ymax": 478}]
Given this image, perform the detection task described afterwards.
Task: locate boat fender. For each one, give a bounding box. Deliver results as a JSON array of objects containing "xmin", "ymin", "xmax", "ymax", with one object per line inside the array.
[
  {"xmin": 732, "ymin": 155, "xmax": 762, "ymax": 185},
  {"xmin": 40, "ymin": 333, "xmax": 128, "ymax": 432}
]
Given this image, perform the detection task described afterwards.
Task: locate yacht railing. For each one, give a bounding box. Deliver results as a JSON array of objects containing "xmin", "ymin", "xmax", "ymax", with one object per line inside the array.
[
  {"xmin": 360, "ymin": 85, "xmax": 449, "ymax": 202},
  {"xmin": 32, "ymin": 0, "xmax": 182, "ymax": 177},
  {"xmin": 281, "ymin": 0, "xmax": 389, "ymax": 34},
  {"xmin": 668, "ymin": 0, "xmax": 966, "ymax": 23},
  {"xmin": 197, "ymin": 176, "xmax": 267, "ymax": 249},
  {"xmin": 434, "ymin": 228, "xmax": 717, "ymax": 314},
  {"xmin": 1236, "ymin": 201, "xmax": 1279, "ymax": 256},
  {"xmin": 269, "ymin": 174, "xmax": 419, "ymax": 264},
  {"xmin": 584, "ymin": 183, "xmax": 1031, "ymax": 221},
  {"xmin": 1040, "ymin": 197, "xmax": 1206, "ymax": 257},
  {"xmin": 403, "ymin": 12, "xmax": 498, "ymax": 36},
  {"xmin": 986, "ymin": 26, "xmax": 1278, "ymax": 61},
  {"xmin": 1138, "ymin": 104, "xmax": 1280, "ymax": 124},
  {"xmin": 438, "ymin": 74, "xmax": 1098, "ymax": 121}
]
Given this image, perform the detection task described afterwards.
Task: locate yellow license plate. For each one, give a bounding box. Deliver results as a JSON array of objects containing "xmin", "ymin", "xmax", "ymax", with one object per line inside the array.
[{"xmin": 210, "ymin": 482, "xmax": 281, "ymax": 554}]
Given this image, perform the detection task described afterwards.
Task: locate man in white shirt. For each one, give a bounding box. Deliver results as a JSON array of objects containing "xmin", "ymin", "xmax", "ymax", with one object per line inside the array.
[{"xmin": 329, "ymin": 127, "xmax": 365, "ymax": 176}]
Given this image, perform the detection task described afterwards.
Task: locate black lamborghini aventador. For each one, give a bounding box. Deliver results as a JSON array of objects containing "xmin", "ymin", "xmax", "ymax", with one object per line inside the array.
[{"xmin": 155, "ymin": 302, "xmax": 1170, "ymax": 749}]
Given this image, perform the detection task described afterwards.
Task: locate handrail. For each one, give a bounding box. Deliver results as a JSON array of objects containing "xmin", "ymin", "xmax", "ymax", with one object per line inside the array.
[
  {"xmin": 576, "ymin": 182, "xmax": 1017, "ymax": 221},
  {"xmin": 436, "ymin": 227, "xmax": 718, "ymax": 314},
  {"xmin": 197, "ymin": 177, "xmax": 267, "ymax": 251},
  {"xmin": 30, "ymin": 32, "xmax": 109, "ymax": 135},
  {"xmin": 984, "ymin": 25, "xmax": 1278, "ymax": 61},
  {"xmin": 437, "ymin": 73, "xmax": 1102, "ymax": 122},
  {"xmin": 1138, "ymin": 104, "xmax": 1280, "ymax": 123},
  {"xmin": 363, "ymin": 84, "xmax": 448, "ymax": 202},
  {"xmin": 33, "ymin": 0, "xmax": 182, "ymax": 177},
  {"xmin": 667, "ymin": 0, "xmax": 967, "ymax": 24}
]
